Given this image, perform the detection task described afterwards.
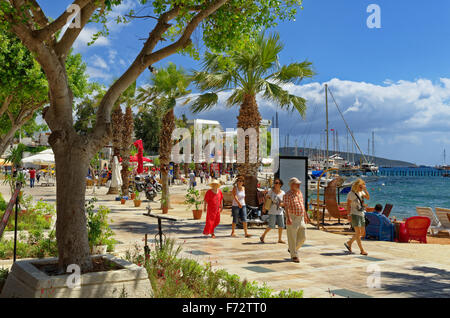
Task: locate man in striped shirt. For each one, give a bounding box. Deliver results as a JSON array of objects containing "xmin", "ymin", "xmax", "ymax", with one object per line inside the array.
[{"xmin": 283, "ymin": 177, "xmax": 310, "ymax": 263}]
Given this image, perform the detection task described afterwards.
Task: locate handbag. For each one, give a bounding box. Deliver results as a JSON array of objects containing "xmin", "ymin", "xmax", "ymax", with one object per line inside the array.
[{"xmin": 264, "ymin": 196, "xmax": 272, "ymax": 212}]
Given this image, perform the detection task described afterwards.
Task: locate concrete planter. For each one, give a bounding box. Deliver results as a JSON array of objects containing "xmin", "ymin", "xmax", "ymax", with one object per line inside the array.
[{"xmin": 0, "ymin": 255, "xmax": 152, "ymax": 298}]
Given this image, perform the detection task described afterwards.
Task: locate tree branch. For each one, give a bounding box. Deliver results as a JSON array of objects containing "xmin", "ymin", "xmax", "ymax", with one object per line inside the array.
[
  {"xmin": 55, "ymin": 0, "xmax": 104, "ymax": 59},
  {"xmin": 31, "ymin": 0, "xmax": 92, "ymax": 42},
  {"xmin": 0, "ymin": 95, "xmax": 13, "ymax": 117},
  {"xmin": 88, "ymin": 0, "xmax": 228, "ymax": 153},
  {"xmin": 27, "ymin": 0, "xmax": 49, "ymax": 28}
]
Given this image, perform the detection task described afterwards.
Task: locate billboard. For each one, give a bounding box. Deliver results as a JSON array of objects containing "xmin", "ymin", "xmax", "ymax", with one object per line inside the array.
[{"xmin": 275, "ymin": 156, "xmax": 308, "ymax": 210}]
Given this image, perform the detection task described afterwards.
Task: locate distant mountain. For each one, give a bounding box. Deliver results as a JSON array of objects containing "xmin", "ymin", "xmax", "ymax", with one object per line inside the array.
[{"xmin": 280, "ymin": 147, "xmax": 416, "ymax": 168}]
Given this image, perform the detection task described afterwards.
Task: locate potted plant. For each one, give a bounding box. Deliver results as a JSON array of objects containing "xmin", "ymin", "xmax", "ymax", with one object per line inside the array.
[
  {"xmin": 119, "ymin": 190, "xmax": 126, "ymax": 205},
  {"xmin": 87, "ymin": 199, "xmax": 115, "ymax": 255},
  {"xmin": 133, "ymin": 191, "xmax": 141, "ymax": 207},
  {"xmin": 184, "ymin": 188, "xmax": 203, "ymax": 220}
]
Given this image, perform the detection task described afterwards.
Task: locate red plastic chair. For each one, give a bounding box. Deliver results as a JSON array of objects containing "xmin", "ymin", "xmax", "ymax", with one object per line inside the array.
[{"xmin": 405, "ymin": 216, "xmax": 431, "ymax": 243}]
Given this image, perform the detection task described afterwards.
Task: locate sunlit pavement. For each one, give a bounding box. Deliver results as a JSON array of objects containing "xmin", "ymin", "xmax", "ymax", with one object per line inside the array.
[{"xmin": 1, "ymin": 182, "xmax": 450, "ymax": 298}]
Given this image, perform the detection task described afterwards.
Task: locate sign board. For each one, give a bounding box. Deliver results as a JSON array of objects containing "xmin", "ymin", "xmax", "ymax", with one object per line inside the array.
[{"xmin": 275, "ymin": 156, "xmax": 308, "ymax": 210}]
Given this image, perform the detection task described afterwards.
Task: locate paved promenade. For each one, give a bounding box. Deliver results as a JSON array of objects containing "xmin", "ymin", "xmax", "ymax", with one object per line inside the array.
[{"xmin": 1, "ymin": 183, "xmax": 450, "ymax": 298}]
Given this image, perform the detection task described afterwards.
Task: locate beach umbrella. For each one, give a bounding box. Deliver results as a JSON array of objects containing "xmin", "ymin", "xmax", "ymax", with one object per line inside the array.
[
  {"xmin": 110, "ymin": 156, "xmax": 122, "ymax": 188},
  {"xmin": 133, "ymin": 139, "xmax": 144, "ymax": 174},
  {"xmin": 22, "ymin": 153, "xmax": 55, "ymax": 165}
]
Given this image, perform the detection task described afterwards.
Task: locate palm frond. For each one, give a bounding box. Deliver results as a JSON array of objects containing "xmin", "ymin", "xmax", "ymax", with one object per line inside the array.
[
  {"xmin": 226, "ymin": 89, "xmax": 244, "ymax": 107},
  {"xmin": 192, "ymin": 71, "xmax": 233, "ymax": 91},
  {"xmin": 273, "ymin": 61, "xmax": 315, "ymax": 84},
  {"xmin": 190, "ymin": 93, "xmax": 219, "ymax": 113},
  {"xmin": 263, "ymin": 81, "xmax": 307, "ymax": 118}
]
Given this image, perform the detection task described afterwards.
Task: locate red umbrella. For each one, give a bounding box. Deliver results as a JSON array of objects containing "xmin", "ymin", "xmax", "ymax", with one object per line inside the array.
[
  {"xmin": 129, "ymin": 155, "xmax": 152, "ymax": 163},
  {"xmin": 133, "ymin": 139, "xmax": 144, "ymax": 174}
]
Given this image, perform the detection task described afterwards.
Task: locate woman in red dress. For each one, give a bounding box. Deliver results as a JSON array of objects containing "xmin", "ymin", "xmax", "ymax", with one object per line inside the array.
[{"xmin": 203, "ymin": 180, "xmax": 223, "ymax": 238}]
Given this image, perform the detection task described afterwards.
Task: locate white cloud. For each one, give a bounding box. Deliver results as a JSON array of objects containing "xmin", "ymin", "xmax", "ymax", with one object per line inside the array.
[
  {"xmin": 176, "ymin": 78, "xmax": 450, "ymax": 164},
  {"xmin": 91, "ymin": 55, "xmax": 108, "ymax": 69},
  {"xmin": 73, "ymin": 26, "xmax": 110, "ymax": 51},
  {"xmin": 86, "ymin": 66, "xmax": 112, "ymax": 81}
]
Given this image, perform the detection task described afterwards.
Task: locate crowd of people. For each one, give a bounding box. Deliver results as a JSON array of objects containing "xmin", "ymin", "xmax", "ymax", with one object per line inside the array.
[{"xmin": 202, "ymin": 175, "xmax": 374, "ymax": 263}]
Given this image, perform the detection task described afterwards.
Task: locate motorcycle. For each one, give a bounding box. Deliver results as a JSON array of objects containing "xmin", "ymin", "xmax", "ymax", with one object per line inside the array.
[{"xmin": 130, "ymin": 175, "xmax": 157, "ymax": 201}]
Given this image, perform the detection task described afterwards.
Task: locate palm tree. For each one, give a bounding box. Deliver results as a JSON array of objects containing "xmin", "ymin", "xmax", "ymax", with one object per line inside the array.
[
  {"xmin": 137, "ymin": 63, "xmax": 191, "ymax": 211},
  {"xmin": 191, "ymin": 32, "xmax": 314, "ymax": 206}
]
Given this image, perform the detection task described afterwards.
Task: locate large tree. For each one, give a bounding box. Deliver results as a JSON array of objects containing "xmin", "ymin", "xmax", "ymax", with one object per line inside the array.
[
  {"xmin": 0, "ymin": 0, "xmax": 303, "ymax": 271},
  {"xmin": 137, "ymin": 63, "xmax": 191, "ymax": 212},
  {"xmin": 191, "ymin": 32, "xmax": 314, "ymax": 205},
  {"xmin": 0, "ymin": 27, "xmax": 88, "ymax": 156}
]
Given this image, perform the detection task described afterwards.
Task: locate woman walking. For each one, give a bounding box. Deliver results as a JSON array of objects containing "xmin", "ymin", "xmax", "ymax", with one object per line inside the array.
[
  {"xmin": 260, "ymin": 178, "xmax": 286, "ymax": 243},
  {"xmin": 203, "ymin": 180, "xmax": 223, "ymax": 238},
  {"xmin": 345, "ymin": 179, "xmax": 370, "ymax": 255},
  {"xmin": 231, "ymin": 177, "xmax": 251, "ymax": 238}
]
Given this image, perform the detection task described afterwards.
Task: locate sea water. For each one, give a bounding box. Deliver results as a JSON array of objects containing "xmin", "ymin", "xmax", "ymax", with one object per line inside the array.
[{"xmin": 361, "ymin": 176, "xmax": 450, "ymax": 219}]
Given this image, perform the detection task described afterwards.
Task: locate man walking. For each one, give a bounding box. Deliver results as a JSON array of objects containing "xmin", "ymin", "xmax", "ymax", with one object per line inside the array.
[
  {"xmin": 29, "ymin": 168, "xmax": 36, "ymax": 188},
  {"xmin": 283, "ymin": 177, "xmax": 310, "ymax": 263}
]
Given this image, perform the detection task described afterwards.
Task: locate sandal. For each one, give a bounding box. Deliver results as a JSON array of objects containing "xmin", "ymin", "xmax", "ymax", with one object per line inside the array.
[
  {"xmin": 245, "ymin": 234, "xmax": 252, "ymax": 238},
  {"xmin": 278, "ymin": 240, "xmax": 286, "ymax": 244},
  {"xmin": 344, "ymin": 242, "xmax": 353, "ymax": 254},
  {"xmin": 292, "ymin": 257, "xmax": 300, "ymax": 263},
  {"xmin": 360, "ymin": 251, "xmax": 368, "ymax": 256},
  {"xmin": 260, "ymin": 236, "xmax": 265, "ymax": 243}
]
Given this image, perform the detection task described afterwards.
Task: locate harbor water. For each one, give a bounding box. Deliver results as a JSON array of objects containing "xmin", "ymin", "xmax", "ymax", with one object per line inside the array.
[{"xmin": 354, "ymin": 175, "xmax": 450, "ymax": 220}]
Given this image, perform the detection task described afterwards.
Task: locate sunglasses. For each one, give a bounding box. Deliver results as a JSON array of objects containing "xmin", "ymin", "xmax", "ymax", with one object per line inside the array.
[{"xmin": 274, "ymin": 181, "xmax": 281, "ymax": 184}]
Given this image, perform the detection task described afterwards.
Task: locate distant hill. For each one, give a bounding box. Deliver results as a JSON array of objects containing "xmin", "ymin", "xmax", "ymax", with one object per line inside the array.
[{"xmin": 280, "ymin": 147, "xmax": 416, "ymax": 168}]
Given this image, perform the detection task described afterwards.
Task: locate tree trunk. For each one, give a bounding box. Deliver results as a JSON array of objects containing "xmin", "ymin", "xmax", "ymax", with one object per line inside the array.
[
  {"xmin": 184, "ymin": 163, "xmax": 189, "ymax": 178},
  {"xmin": 236, "ymin": 94, "xmax": 262, "ymax": 207},
  {"xmin": 0, "ymin": 127, "xmax": 17, "ymax": 157},
  {"xmin": 160, "ymin": 109, "xmax": 175, "ymax": 210},
  {"xmin": 52, "ymin": 139, "xmax": 93, "ymax": 272},
  {"xmin": 107, "ymin": 107, "xmax": 123, "ymax": 195}
]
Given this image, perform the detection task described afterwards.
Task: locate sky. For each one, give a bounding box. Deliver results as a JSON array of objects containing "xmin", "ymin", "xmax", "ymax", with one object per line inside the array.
[{"xmin": 37, "ymin": 0, "xmax": 450, "ymax": 166}]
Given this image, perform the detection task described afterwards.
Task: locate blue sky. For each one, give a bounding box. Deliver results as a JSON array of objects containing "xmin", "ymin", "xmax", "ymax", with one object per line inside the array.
[{"xmin": 39, "ymin": 0, "xmax": 450, "ymax": 165}]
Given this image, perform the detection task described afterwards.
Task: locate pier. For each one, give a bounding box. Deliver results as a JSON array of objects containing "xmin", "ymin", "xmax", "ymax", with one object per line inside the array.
[{"xmin": 378, "ymin": 167, "xmax": 447, "ymax": 177}]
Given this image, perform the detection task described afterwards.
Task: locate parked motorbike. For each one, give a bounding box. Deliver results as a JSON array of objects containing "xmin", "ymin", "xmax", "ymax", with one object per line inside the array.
[{"xmin": 130, "ymin": 175, "xmax": 157, "ymax": 201}]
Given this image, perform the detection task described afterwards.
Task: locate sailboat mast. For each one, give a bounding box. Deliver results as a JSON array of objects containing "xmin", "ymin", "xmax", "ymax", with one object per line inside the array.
[{"xmin": 325, "ymin": 84, "xmax": 329, "ymax": 169}]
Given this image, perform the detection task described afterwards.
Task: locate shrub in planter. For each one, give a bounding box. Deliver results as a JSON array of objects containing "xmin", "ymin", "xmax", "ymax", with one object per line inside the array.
[
  {"xmin": 86, "ymin": 199, "xmax": 116, "ymax": 254},
  {"xmin": 0, "ymin": 267, "xmax": 8, "ymax": 294},
  {"xmin": 184, "ymin": 188, "xmax": 203, "ymax": 220}
]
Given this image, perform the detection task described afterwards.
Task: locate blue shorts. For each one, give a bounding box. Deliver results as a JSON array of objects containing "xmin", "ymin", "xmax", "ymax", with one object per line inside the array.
[
  {"xmin": 267, "ymin": 214, "xmax": 285, "ymax": 229},
  {"xmin": 231, "ymin": 205, "xmax": 247, "ymax": 223}
]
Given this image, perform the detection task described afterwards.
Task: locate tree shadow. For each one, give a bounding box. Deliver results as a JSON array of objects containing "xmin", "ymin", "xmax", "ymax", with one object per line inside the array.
[{"xmin": 380, "ymin": 266, "xmax": 450, "ymax": 297}]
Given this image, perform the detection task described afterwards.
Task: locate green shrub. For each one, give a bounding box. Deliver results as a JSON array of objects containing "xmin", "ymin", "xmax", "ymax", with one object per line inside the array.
[
  {"xmin": 0, "ymin": 230, "xmax": 57, "ymax": 260},
  {"xmin": 0, "ymin": 193, "xmax": 6, "ymax": 212},
  {"xmin": 125, "ymin": 239, "xmax": 303, "ymax": 298},
  {"xmin": 86, "ymin": 198, "xmax": 116, "ymax": 251},
  {"xmin": 5, "ymin": 198, "xmax": 55, "ymax": 232},
  {"xmin": 0, "ymin": 267, "xmax": 8, "ymax": 293}
]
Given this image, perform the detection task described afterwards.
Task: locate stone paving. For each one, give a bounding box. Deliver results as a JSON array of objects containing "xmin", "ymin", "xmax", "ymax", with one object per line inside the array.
[{"xmin": 1, "ymin": 182, "xmax": 450, "ymax": 298}]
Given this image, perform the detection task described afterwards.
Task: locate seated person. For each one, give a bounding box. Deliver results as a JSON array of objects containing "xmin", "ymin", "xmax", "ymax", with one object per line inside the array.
[{"xmin": 374, "ymin": 204, "xmax": 383, "ymax": 213}]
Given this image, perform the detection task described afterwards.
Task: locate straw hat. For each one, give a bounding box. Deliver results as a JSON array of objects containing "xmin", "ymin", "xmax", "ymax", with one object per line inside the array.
[
  {"xmin": 288, "ymin": 177, "xmax": 302, "ymax": 186},
  {"xmin": 209, "ymin": 179, "xmax": 222, "ymax": 187}
]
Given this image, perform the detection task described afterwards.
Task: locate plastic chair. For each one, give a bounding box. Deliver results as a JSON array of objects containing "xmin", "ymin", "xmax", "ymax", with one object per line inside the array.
[
  {"xmin": 365, "ymin": 212, "xmax": 395, "ymax": 241},
  {"xmin": 382, "ymin": 204, "xmax": 393, "ymax": 218},
  {"xmin": 405, "ymin": 216, "xmax": 431, "ymax": 243}
]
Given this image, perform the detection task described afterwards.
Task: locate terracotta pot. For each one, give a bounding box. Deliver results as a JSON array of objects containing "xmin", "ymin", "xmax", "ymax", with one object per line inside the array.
[
  {"xmin": 120, "ymin": 198, "xmax": 126, "ymax": 205},
  {"xmin": 192, "ymin": 209, "xmax": 202, "ymax": 220},
  {"xmin": 134, "ymin": 200, "xmax": 141, "ymax": 207},
  {"xmin": 131, "ymin": 193, "xmax": 136, "ymax": 200},
  {"xmin": 162, "ymin": 206, "xmax": 169, "ymax": 214}
]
